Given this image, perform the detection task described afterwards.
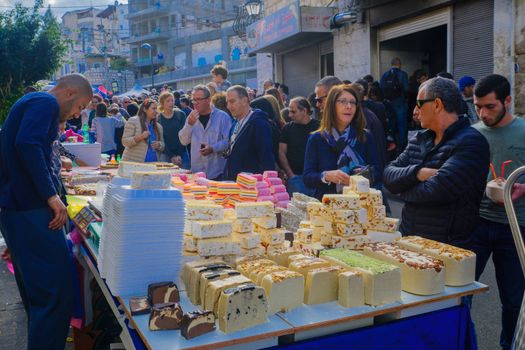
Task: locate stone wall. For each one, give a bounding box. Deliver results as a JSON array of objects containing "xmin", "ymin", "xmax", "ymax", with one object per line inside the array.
[
  {"xmin": 515, "ymin": 0, "xmax": 525, "ymax": 115},
  {"xmin": 83, "ymin": 68, "xmax": 135, "ymax": 94}
]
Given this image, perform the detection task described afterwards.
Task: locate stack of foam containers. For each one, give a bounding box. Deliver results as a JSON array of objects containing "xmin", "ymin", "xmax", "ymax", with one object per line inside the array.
[{"xmin": 98, "ymin": 179, "xmax": 185, "ymax": 297}]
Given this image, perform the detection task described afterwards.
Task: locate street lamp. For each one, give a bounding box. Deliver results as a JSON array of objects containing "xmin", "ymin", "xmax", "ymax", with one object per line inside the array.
[
  {"xmin": 245, "ymin": 0, "xmax": 262, "ymax": 17},
  {"xmin": 233, "ymin": 0, "xmax": 263, "ymax": 40},
  {"xmin": 141, "ymin": 42, "xmax": 154, "ymax": 89}
]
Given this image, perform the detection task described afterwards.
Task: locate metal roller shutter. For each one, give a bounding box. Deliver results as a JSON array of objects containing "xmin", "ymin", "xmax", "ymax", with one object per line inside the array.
[
  {"xmin": 453, "ymin": 0, "xmax": 494, "ymax": 80},
  {"xmin": 378, "ymin": 7, "xmax": 450, "ymax": 42}
]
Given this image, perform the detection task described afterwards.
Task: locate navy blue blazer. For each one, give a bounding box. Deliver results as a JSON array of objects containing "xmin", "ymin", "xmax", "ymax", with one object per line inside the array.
[
  {"xmin": 223, "ymin": 109, "xmax": 275, "ymax": 180},
  {"xmin": 303, "ymin": 130, "xmax": 381, "ymax": 200}
]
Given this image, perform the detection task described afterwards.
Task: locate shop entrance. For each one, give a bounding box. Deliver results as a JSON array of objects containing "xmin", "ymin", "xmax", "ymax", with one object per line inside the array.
[{"xmin": 379, "ymin": 24, "xmax": 447, "ymax": 80}]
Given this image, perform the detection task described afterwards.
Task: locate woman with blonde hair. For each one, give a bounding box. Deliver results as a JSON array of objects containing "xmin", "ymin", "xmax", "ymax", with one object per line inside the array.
[
  {"xmin": 121, "ymin": 98, "xmax": 165, "ymax": 162},
  {"xmin": 261, "ymin": 94, "xmax": 285, "ymax": 128},
  {"xmin": 303, "ymin": 84, "xmax": 381, "ymax": 199},
  {"xmin": 157, "ymin": 91, "xmax": 189, "ymax": 167}
]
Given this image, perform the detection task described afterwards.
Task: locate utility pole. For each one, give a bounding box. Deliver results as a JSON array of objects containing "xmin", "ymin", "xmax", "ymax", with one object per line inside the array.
[{"xmin": 98, "ymin": 24, "xmax": 109, "ymax": 92}]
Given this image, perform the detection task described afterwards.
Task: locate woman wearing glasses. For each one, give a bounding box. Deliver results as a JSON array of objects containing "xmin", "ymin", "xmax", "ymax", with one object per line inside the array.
[
  {"xmin": 121, "ymin": 99, "xmax": 165, "ymax": 163},
  {"xmin": 303, "ymin": 84, "xmax": 381, "ymax": 200}
]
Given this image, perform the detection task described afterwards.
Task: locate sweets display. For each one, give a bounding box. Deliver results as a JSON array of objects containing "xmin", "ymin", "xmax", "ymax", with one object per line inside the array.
[
  {"xmin": 129, "ymin": 297, "xmax": 151, "ymax": 316},
  {"xmin": 180, "ymin": 310, "xmax": 216, "ymax": 340},
  {"xmin": 191, "ymin": 220, "xmax": 232, "ymax": 239},
  {"xmin": 395, "ymin": 236, "xmax": 476, "ymax": 286},
  {"xmin": 148, "ymin": 302, "xmax": 184, "ymax": 331},
  {"xmin": 91, "ymin": 165, "xmax": 482, "ymax": 342},
  {"xmin": 131, "ymin": 171, "xmax": 171, "ymax": 189},
  {"xmin": 235, "ymin": 202, "xmax": 274, "ymax": 218},
  {"xmin": 148, "ymin": 281, "xmax": 180, "ymax": 304},
  {"xmin": 338, "ymin": 271, "xmax": 365, "ymax": 307},
  {"xmin": 304, "ymin": 265, "xmax": 346, "ymax": 305},
  {"xmin": 217, "ymin": 283, "xmax": 268, "ymax": 333},
  {"xmin": 261, "ymin": 270, "xmax": 304, "ymax": 314},
  {"xmin": 320, "ymin": 249, "xmax": 401, "ymax": 306},
  {"xmin": 186, "ymin": 204, "xmax": 224, "ymax": 221},
  {"xmin": 362, "ymin": 242, "xmax": 445, "ymax": 295},
  {"xmin": 117, "ymin": 160, "xmax": 157, "ymax": 178}
]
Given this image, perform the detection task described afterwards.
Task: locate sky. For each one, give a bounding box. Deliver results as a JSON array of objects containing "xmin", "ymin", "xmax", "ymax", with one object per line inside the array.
[{"xmin": 0, "ymin": 0, "xmax": 126, "ymax": 19}]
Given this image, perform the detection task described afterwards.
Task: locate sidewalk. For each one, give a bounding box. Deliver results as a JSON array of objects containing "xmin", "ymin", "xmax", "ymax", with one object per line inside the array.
[{"xmin": 0, "ymin": 238, "xmax": 27, "ymax": 350}]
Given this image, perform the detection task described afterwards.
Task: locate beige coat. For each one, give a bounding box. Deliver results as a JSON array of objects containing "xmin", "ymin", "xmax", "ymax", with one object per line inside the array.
[{"xmin": 121, "ymin": 116, "xmax": 165, "ymax": 162}]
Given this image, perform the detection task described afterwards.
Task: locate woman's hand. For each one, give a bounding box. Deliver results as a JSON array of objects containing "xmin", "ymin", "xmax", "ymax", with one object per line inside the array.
[
  {"xmin": 325, "ymin": 170, "xmax": 350, "ymax": 185},
  {"xmin": 135, "ymin": 131, "xmax": 150, "ymax": 143},
  {"xmin": 151, "ymin": 141, "xmax": 161, "ymax": 150}
]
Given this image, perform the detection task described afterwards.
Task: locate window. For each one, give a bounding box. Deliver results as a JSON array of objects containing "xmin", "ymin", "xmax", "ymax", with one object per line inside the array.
[{"xmin": 320, "ymin": 53, "xmax": 334, "ymax": 77}]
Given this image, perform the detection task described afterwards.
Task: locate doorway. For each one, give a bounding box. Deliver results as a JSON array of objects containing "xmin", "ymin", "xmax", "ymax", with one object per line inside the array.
[{"xmin": 379, "ymin": 25, "xmax": 448, "ymax": 80}]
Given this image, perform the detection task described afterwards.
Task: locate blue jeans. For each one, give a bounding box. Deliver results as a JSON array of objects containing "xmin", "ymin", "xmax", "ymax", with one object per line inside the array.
[
  {"xmin": 467, "ymin": 217, "xmax": 525, "ymax": 350},
  {"xmin": 0, "ymin": 208, "xmax": 74, "ymax": 350},
  {"xmin": 391, "ymin": 100, "xmax": 408, "ymax": 153},
  {"xmin": 287, "ymin": 175, "xmax": 315, "ymax": 197}
]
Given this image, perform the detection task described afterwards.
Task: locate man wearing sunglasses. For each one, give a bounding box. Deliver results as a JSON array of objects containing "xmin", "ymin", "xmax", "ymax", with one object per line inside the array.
[
  {"xmin": 314, "ymin": 75, "xmax": 342, "ymax": 114},
  {"xmin": 384, "ymin": 77, "xmax": 489, "ymax": 249}
]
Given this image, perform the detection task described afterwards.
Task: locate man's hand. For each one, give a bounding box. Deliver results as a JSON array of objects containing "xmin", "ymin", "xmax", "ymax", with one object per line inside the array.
[
  {"xmin": 171, "ymin": 156, "xmax": 182, "ymax": 166},
  {"xmin": 512, "ymin": 183, "xmax": 525, "ymax": 201},
  {"xmin": 187, "ymin": 110, "xmax": 199, "ymax": 126},
  {"xmin": 417, "ymin": 167, "xmax": 438, "ymax": 182},
  {"xmin": 61, "ymin": 156, "xmax": 73, "ymax": 171},
  {"xmin": 47, "ymin": 195, "xmax": 67, "ymax": 230},
  {"xmin": 200, "ymin": 145, "xmax": 213, "ymax": 156},
  {"xmin": 325, "ymin": 170, "xmax": 350, "ymax": 186}
]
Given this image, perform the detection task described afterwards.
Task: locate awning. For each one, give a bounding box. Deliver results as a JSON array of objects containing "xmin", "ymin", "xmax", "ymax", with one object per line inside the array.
[{"xmin": 247, "ymin": 2, "xmax": 334, "ymax": 54}]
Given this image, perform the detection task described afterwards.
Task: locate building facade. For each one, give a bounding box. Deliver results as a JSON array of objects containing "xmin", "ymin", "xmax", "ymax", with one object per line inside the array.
[
  {"xmin": 59, "ymin": 2, "xmax": 132, "ymax": 92},
  {"xmin": 250, "ymin": 0, "xmax": 525, "ymax": 115},
  {"xmin": 128, "ymin": 0, "xmax": 257, "ymax": 90}
]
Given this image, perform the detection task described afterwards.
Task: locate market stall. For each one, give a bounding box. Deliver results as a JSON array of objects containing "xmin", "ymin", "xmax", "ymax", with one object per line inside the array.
[{"xmin": 66, "ymin": 162, "xmax": 489, "ymax": 350}]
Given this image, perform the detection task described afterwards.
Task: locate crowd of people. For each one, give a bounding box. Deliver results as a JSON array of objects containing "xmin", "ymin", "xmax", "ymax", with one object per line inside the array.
[{"xmin": 0, "ymin": 58, "xmax": 524, "ymax": 350}]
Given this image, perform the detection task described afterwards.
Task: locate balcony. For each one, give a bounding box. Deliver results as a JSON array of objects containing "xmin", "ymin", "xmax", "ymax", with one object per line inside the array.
[
  {"xmin": 136, "ymin": 57, "xmax": 257, "ymax": 87},
  {"xmin": 126, "ymin": 29, "xmax": 171, "ymax": 44},
  {"xmin": 134, "ymin": 56, "xmax": 165, "ymax": 67},
  {"xmin": 127, "ymin": 4, "xmax": 172, "ymax": 20}
]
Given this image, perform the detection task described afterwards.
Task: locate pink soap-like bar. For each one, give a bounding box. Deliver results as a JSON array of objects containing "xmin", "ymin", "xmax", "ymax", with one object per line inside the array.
[
  {"xmin": 174, "ymin": 174, "xmax": 188, "ymax": 182},
  {"xmin": 193, "ymin": 172, "xmax": 207, "ymax": 179},
  {"xmin": 195, "ymin": 177, "xmax": 210, "ymax": 186},
  {"xmin": 252, "ymin": 174, "xmax": 263, "ymax": 181},
  {"xmin": 273, "ymin": 192, "xmax": 290, "ymax": 202},
  {"xmin": 271, "ymin": 184, "xmax": 287, "ymax": 194},
  {"xmin": 275, "ymin": 201, "xmax": 289, "ymax": 208},
  {"xmin": 256, "ymin": 181, "xmax": 269, "ymax": 189},
  {"xmin": 265, "ymin": 177, "xmax": 283, "ymax": 186},
  {"xmin": 257, "ymin": 196, "xmax": 274, "ymax": 202},
  {"xmin": 263, "ymin": 171, "xmax": 278, "ymax": 179},
  {"xmin": 257, "ymin": 188, "xmax": 271, "ymax": 197}
]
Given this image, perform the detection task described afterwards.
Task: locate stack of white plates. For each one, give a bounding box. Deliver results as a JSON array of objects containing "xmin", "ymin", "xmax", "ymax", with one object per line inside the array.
[{"xmin": 98, "ymin": 184, "xmax": 185, "ymax": 297}]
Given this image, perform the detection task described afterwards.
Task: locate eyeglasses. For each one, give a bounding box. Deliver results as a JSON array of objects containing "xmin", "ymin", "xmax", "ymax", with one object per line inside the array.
[
  {"xmin": 336, "ymin": 99, "xmax": 358, "ymax": 107},
  {"xmin": 123, "ymin": 100, "xmax": 130, "ymax": 104},
  {"xmin": 315, "ymin": 95, "xmax": 327, "ymax": 104},
  {"xmin": 416, "ymin": 98, "xmax": 435, "ymax": 108},
  {"xmin": 192, "ymin": 96, "xmax": 209, "ymax": 103}
]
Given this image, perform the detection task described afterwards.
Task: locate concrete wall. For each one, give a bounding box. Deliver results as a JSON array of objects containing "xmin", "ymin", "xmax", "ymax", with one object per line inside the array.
[
  {"xmin": 256, "ymin": 53, "xmax": 273, "ymax": 92},
  {"xmin": 333, "ymin": 20, "xmax": 371, "ymax": 82}
]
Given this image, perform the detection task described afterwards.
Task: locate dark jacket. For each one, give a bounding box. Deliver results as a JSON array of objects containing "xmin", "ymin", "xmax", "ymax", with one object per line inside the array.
[
  {"xmin": 383, "ymin": 117, "xmax": 490, "ymax": 245},
  {"xmin": 303, "ymin": 130, "xmax": 381, "ymax": 200},
  {"xmin": 0, "ymin": 93, "xmax": 60, "ymax": 210},
  {"xmin": 223, "ymin": 110, "xmax": 275, "ymax": 180}
]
